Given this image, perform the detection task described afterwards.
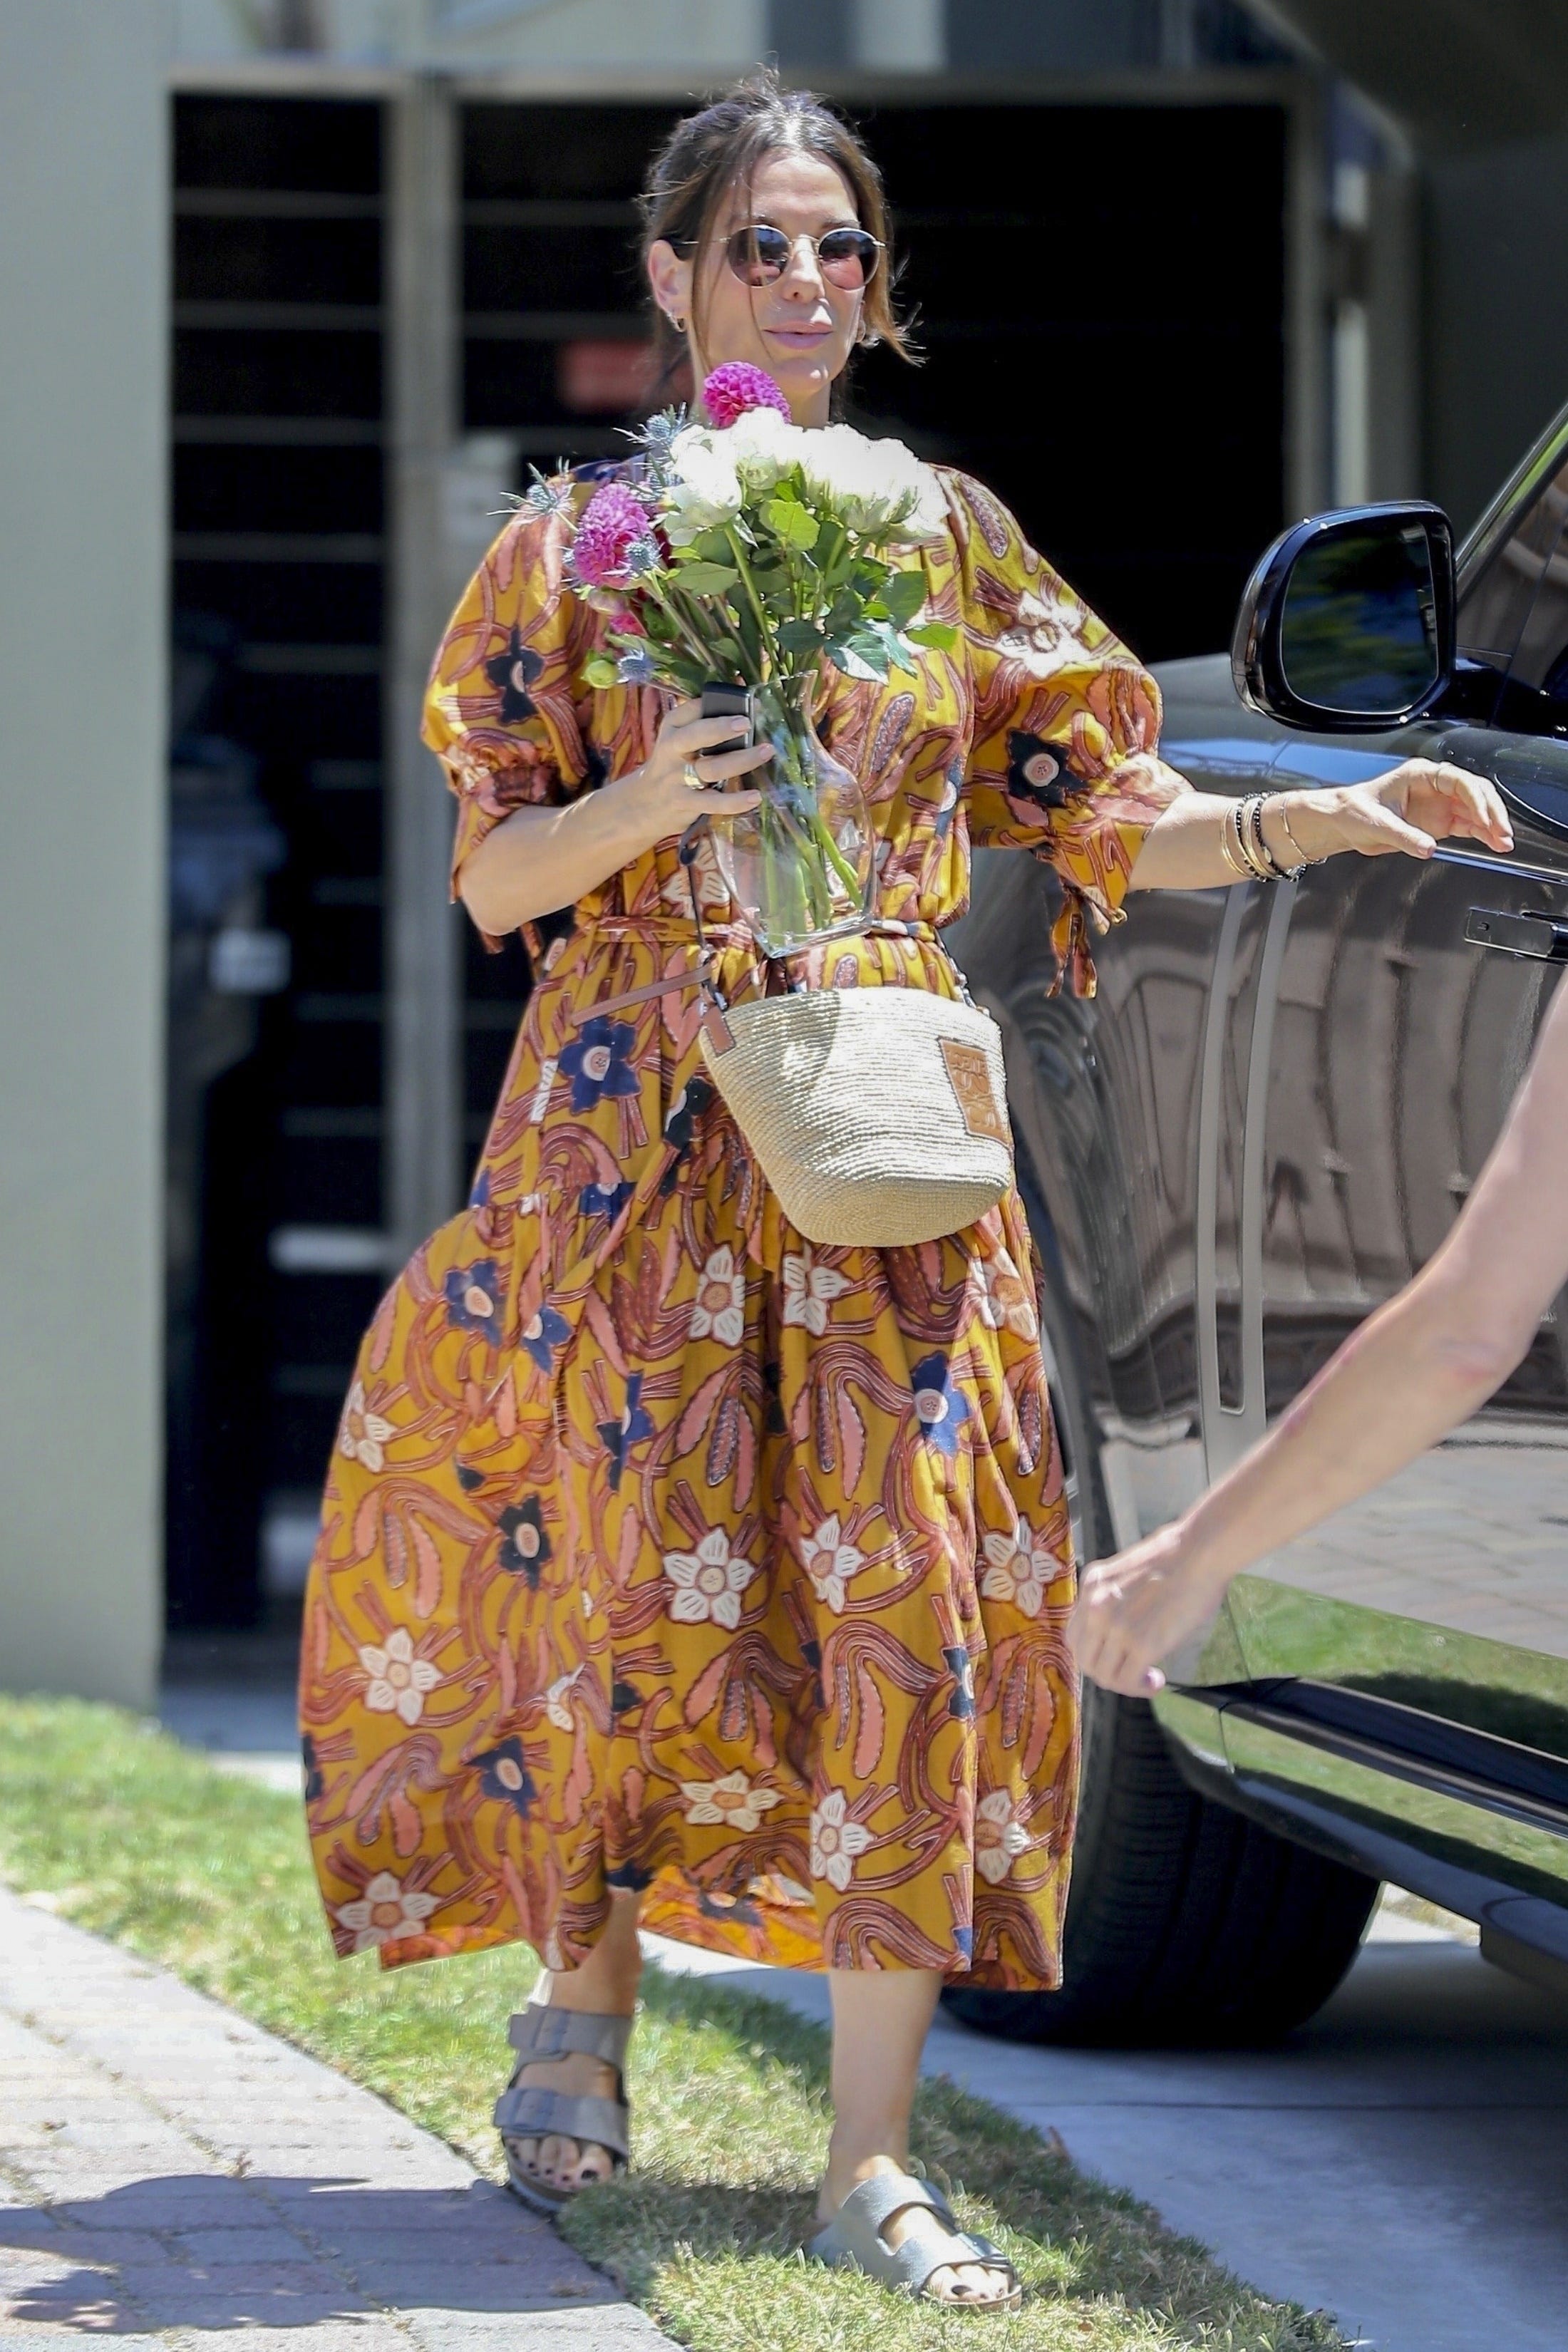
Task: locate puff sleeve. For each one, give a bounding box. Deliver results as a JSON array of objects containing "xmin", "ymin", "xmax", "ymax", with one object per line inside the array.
[
  {"xmin": 949, "ymin": 473, "xmax": 1183, "ymax": 995},
  {"xmin": 421, "ymin": 498, "xmax": 599, "ymax": 945}
]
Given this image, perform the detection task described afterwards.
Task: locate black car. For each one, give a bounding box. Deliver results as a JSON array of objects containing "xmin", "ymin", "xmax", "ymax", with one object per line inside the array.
[{"xmin": 945, "ymin": 400, "xmax": 1568, "ymax": 2045}]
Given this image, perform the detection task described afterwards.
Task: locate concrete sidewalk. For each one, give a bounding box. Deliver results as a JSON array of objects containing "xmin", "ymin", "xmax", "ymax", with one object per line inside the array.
[{"xmin": 0, "ymin": 1887, "xmax": 672, "ymax": 2351}]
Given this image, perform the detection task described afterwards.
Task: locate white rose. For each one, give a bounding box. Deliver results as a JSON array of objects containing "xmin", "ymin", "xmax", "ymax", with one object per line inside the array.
[
  {"xmin": 795, "ymin": 425, "xmax": 944, "ymax": 541},
  {"xmin": 665, "ymin": 425, "xmax": 743, "ymax": 540},
  {"xmin": 720, "ymin": 405, "xmax": 805, "ymax": 489}
]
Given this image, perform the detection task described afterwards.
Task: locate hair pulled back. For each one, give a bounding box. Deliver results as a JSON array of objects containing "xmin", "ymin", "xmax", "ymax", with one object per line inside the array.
[{"xmin": 639, "ymin": 67, "xmax": 915, "ymax": 397}]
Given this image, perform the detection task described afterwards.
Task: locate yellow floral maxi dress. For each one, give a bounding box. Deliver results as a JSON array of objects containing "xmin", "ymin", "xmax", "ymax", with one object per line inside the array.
[{"xmin": 299, "ymin": 468, "xmax": 1178, "ymax": 1987}]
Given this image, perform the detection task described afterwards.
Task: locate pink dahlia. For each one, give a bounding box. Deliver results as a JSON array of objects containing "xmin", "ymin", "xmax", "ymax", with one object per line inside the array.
[
  {"xmin": 701, "ymin": 362, "xmax": 791, "ymax": 428},
  {"xmin": 571, "ymin": 481, "xmax": 651, "ymax": 588}
]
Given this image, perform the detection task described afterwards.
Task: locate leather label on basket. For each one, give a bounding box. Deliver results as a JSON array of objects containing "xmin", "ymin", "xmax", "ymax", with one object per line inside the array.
[
  {"xmin": 939, "ymin": 1038, "xmax": 1009, "ymax": 1143},
  {"xmin": 702, "ymin": 1002, "xmax": 736, "ymax": 1055}
]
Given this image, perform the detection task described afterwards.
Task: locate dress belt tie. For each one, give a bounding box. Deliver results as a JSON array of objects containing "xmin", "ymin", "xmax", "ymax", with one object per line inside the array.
[{"xmin": 563, "ymin": 910, "xmax": 942, "ymax": 1031}]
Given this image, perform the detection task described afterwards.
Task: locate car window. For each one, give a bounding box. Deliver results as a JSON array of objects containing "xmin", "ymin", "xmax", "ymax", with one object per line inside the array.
[{"xmin": 1458, "ymin": 446, "xmax": 1568, "ymax": 692}]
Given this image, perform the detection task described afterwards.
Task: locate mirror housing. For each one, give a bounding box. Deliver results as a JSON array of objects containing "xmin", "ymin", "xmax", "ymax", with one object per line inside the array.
[{"xmin": 1231, "ymin": 501, "xmax": 1456, "ymax": 731}]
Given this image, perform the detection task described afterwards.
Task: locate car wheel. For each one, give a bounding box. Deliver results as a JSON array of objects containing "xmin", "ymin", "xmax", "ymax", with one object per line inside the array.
[{"xmin": 942, "ymin": 1234, "xmax": 1379, "ymax": 2046}]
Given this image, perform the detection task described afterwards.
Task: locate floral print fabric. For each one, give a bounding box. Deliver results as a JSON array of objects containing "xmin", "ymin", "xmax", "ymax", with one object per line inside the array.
[{"xmin": 299, "ymin": 468, "xmax": 1179, "ymax": 1986}]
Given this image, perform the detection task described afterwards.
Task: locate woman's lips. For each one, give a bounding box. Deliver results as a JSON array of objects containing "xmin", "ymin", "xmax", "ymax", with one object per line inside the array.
[{"xmin": 763, "ymin": 324, "xmax": 834, "ymax": 353}]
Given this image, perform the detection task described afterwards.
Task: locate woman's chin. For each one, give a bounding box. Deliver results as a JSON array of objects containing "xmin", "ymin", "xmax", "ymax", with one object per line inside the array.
[{"xmin": 760, "ymin": 347, "xmax": 838, "ymax": 418}]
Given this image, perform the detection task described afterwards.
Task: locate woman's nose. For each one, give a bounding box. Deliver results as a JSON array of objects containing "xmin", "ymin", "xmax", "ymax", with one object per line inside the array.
[{"xmin": 778, "ymin": 234, "xmax": 827, "ymax": 301}]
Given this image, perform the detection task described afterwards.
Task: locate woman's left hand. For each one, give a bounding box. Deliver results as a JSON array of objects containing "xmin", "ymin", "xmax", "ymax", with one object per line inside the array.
[
  {"xmin": 1070, "ymin": 1527, "xmax": 1229, "ymax": 1698},
  {"xmin": 1286, "ymin": 758, "xmax": 1514, "ymax": 863}
]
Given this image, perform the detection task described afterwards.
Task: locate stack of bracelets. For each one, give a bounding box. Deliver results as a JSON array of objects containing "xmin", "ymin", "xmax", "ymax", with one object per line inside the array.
[{"xmin": 1219, "ymin": 790, "xmax": 1325, "ymax": 883}]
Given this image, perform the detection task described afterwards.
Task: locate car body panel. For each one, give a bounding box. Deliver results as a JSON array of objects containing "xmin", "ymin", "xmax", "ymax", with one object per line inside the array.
[{"xmin": 951, "ymin": 589, "xmax": 1568, "ymax": 1956}]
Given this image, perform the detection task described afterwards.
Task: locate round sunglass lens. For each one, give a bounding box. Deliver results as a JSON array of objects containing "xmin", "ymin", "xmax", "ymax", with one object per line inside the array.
[
  {"xmin": 728, "ymin": 225, "xmax": 792, "ymax": 283},
  {"xmin": 818, "ymin": 231, "xmax": 878, "ymax": 287}
]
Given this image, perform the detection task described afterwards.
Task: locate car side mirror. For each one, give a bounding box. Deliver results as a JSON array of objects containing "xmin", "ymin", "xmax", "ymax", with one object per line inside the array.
[{"xmin": 1231, "ymin": 502, "xmax": 1456, "ymax": 731}]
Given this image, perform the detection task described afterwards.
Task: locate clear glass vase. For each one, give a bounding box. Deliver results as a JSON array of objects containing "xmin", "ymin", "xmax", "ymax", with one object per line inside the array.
[{"xmin": 711, "ymin": 671, "xmax": 877, "ymax": 956}]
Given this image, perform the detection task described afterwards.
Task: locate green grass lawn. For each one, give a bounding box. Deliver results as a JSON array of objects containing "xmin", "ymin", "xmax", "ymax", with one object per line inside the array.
[{"xmin": 0, "ymin": 1697, "xmax": 1346, "ymax": 2352}]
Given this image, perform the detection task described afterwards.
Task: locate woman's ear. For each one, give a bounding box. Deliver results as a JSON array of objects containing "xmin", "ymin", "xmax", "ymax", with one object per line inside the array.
[{"xmin": 646, "ymin": 237, "xmax": 691, "ymax": 334}]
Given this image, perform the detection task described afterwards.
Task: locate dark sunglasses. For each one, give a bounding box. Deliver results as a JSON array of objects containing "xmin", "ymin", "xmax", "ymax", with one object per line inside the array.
[{"xmin": 674, "ymin": 222, "xmax": 883, "ymax": 292}]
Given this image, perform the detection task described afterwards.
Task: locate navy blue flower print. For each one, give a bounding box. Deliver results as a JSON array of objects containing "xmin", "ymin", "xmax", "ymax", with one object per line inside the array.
[
  {"xmin": 580, "ymin": 1178, "xmax": 633, "ymax": 1224},
  {"xmin": 520, "ymin": 1302, "xmax": 570, "ymax": 1373},
  {"xmin": 301, "ymin": 1733, "xmax": 324, "ymax": 1804},
  {"xmin": 597, "ymin": 1372, "xmax": 654, "ymax": 1492},
  {"xmin": 484, "ymin": 625, "xmax": 544, "ymax": 723},
  {"xmin": 559, "ymin": 1016, "xmax": 640, "ymax": 1113},
  {"xmin": 909, "ymin": 1352, "xmax": 973, "ymax": 1456},
  {"xmin": 611, "ymin": 1678, "xmax": 641, "ymax": 1716},
  {"xmin": 497, "ymin": 1497, "xmax": 550, "ymax": 1584},
  {"xmin": 944, "ymin": 1644, "xmax": 976, "ymax": 1720},
  {"xmin": 1006, "ymin": 729, "xmax": 1073, "ymax": 810},
  {"xmin": 474, "ymin": 1736, "xmax": 535, "ymax": 1816},
  {"xmin": 455, "ymin": 1463, "xmax": 486, "ymax": 1494},
  {"xmin": 951, "ymin": 1922, "xmax": 975, "ymax": 1961},
  {"xmin": 468, "ymin": 1167, "xmax": 491, "ymax": 1212},
  {"xmin": 606, "ymin": 1860, "xmax": 653, "ymax": 1893},
  {"xmin": 443, "ymin": 1259, "xmax": 501, "ymax": 1337}
]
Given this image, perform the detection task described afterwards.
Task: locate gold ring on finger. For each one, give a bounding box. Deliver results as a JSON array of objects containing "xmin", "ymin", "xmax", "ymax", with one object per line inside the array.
[{"xmin": 682, "ymin": 761, "xmax": 707, "ymax": 793}]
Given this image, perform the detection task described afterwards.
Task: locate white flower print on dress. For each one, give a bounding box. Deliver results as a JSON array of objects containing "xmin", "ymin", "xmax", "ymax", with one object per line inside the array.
[
  {"xmin": 339, "ymin": 1381, "xmax": 394, "ymax": 1474},
  {"xmin": 358, "ymin": 1626, "xmax": 440, "ymax": 1726},
  {"xmin": 979, "ymin": 1521, "xmax": 1058, "ymax": 1619},
  {"xmin": 661, "ymin": 835, "xmax": 728, "ymax": 914},
  {"xmin": 782, "ymin": 1247, "xmax": 849, "ymax": 1337},
  {"xmin": 662, "ymin": 1529, "xmax": 758, "ymax": 1630},
  {"xmin": 974, "ymin": 1790, "xmax": 1031, "ymax": 1884},
  {"xmin": 689, "ymin": 1247, "xmax": 745, "ymax": 1347},
  {"xmin": 810, "ymin": 1790, "xmax": 873, "ymax": 1892},
  {"xmin": 800, "ymin": 1515, "xmax": 868, "ymax": 1614},
  {"xmin": 543, "ymin": 1668, "xmax": 579, "ymax": 1730},
  {"xmin": 334, "ymin": 1869, "xmax": 438, "ymax": 1951},
  {"xmin": 679, "ymin": 1770, "xmax": 781, "ymax": 1834},
  {"xmin": 971, "ymin": 1253, "xmax": 1038, "ymax": 1340}
]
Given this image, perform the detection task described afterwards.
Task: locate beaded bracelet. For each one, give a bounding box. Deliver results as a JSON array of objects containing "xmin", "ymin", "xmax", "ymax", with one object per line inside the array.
[{"xmin": 1247, "ymin": 794, "xmax": 1298, "ymax": 880}]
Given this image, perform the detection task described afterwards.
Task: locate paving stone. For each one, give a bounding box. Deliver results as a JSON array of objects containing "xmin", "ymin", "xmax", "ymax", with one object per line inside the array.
[{"xmin": 0, "ymin": 1887, "xmax": 679, "ymax": 2350}]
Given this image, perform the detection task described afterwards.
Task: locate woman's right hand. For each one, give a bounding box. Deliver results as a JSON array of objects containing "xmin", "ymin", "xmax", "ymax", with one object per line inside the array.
[{"xmin": 628, "ymin": 696, "xmax": 770, "ymax": 842}]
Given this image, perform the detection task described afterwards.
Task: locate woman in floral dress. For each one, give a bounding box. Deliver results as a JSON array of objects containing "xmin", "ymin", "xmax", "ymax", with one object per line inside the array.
[{"xmin": 299, "ymin": 72, "xmax": 1511, "ymax": 2311}]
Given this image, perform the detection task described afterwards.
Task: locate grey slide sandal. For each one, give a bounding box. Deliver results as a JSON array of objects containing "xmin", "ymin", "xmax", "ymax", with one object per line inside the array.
[
  {"xmin": 492, "ymin": 2004, "xmax": 632, "ymax": 2215},
  {"xmin": 806, "ymin": 2168, "xmax": 1022, "ymax": 2310}
]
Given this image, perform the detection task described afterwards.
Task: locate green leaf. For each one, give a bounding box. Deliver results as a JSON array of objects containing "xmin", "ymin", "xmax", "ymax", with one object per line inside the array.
[
  {"xmin": 672, "ymin": 561, "xmax": 740, "ymax": 594},
  {"xmin": 906, "ymin": 620, "xmax": 958, "ymax": 651},
  {"xmin": 879, "ymin": 568, "xmax": 927, "ymax": 627},
  {"xmin": 825, "ymin": 631, "xmax": 891, "ymax": 683},
  {"xmin": 763, "ymin": 497, "xmax": 820, "ymax": 551},
  {"xmin": 582, "ymin": 654, "xmax": 620, "ymax": 689},
  {"xmin": 778, "ymin": 618, "xmax": 825, "ymax": 656}
]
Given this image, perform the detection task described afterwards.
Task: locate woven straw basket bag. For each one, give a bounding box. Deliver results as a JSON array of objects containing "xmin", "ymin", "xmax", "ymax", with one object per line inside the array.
[{"xmin": 698, "ymin": 982, "xmax": 1014, "ymax": 1248}]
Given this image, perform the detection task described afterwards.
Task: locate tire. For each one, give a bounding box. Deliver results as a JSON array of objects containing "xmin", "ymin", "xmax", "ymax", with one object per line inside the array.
[{"xmin": 942, "ymin": 1242, "xmax": 1380, "ymax": 2047}]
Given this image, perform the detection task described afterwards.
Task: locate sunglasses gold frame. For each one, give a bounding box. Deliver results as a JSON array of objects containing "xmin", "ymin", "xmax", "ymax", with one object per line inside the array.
[{"xmin": 672, "ymin": 223, "xmax": 884, "ymax": 290}]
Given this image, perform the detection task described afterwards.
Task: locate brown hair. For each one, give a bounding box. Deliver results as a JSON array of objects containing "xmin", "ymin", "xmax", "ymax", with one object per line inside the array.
[{"xmin": 638, "ymin": 68, "xmax": 917, "ymax": 404}]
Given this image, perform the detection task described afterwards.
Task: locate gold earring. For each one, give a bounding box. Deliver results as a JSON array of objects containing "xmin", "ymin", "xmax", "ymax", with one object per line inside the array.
[{"xmin": 671, "ymin": 311, "xmax": 688, "ymax": 334}]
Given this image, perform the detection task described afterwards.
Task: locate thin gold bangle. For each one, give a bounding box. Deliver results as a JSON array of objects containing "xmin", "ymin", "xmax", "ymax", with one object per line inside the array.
[
  {"xmin": 1274, "ymin": 797, "xmax": 1324, "ymax": 870},
  {"xmin": 1219, "ymin": 800, "xmax": 1252, "ymax": 878}
]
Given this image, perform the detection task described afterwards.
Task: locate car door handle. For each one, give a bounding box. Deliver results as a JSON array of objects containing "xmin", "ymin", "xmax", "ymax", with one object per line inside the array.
[{"xmin": 1465, "ymin": 907, "xmax": 1568, "ymax": 961}]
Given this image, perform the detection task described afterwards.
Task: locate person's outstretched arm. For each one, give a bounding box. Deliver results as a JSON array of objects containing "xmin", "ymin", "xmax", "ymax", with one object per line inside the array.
[{"xmin": 1071, "ymin": 971, "xmax": 1568, "ymax": 1696}]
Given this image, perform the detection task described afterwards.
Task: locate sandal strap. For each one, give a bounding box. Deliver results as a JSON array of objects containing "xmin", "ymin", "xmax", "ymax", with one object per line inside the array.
[
  {"xmin": 507, "ymin": 2005, "xmax": 633, "ymax": 2072},
  {"xmin": 492, "ymin": 2086, "xmax": 629, "ymax": 2163},
  {"xmin": 808, "ymin": 2170, "xmax": 1017, "ymax": 2301}
]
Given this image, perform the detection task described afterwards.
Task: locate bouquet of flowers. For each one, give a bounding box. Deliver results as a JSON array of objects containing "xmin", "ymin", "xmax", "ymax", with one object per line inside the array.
[{"xmin": 525, "ymin": 363, "xmax": 954, "ymax": 951}]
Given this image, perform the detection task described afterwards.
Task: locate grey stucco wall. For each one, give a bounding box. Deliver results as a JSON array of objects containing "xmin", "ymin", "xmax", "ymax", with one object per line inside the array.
[{"xmin": 0, "ymin": 0, "xmax": 168, "ymax": 1705}]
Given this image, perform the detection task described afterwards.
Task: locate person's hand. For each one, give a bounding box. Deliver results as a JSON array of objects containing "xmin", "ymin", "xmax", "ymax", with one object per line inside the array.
[
  {"xmin": 1069, "ymin": 1526, "xmax": 1229, "ymax": 1698},
  {"xmin": 1279, "ymin": 760, "xmax": 1513, "ymax": 865},
  {"xmin": 626, "ymin": 696, "xmax": 770, "ymax": 843}
]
